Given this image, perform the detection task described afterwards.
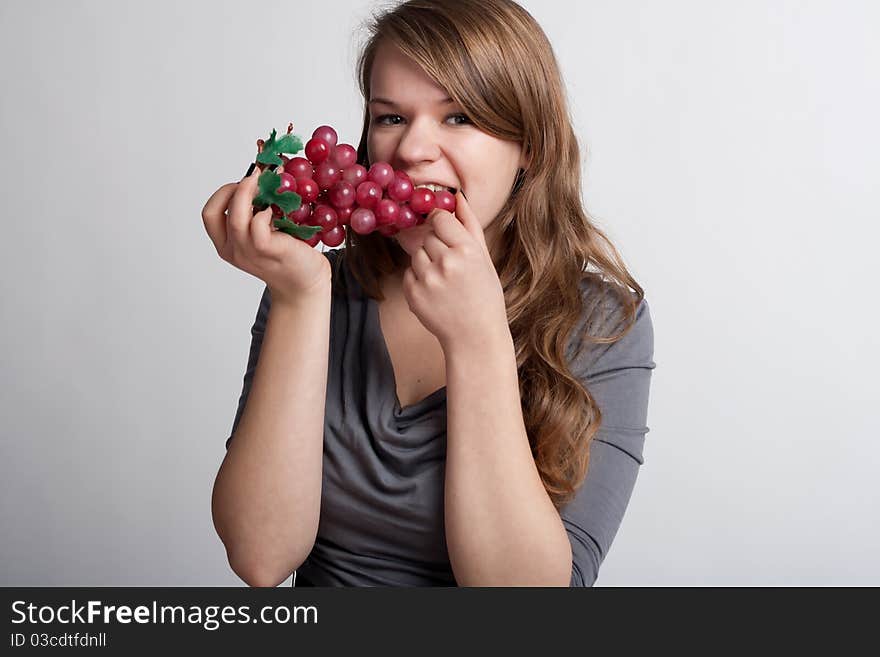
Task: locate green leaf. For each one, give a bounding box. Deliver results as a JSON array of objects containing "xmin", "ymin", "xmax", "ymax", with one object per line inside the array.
[
  {"xmin": 273, "ymin": 215, "xmax": 322, "ymax": 239},
  {"xmin": 254, "ymin": 169, "xmax": 302, "ymax": 214},
  {"xmin": 274, "ymin": 133, "xmax": 303, "ymax": 155},
  {"xmin": 255, "ymin": 127, "xmax": 304, "ymax": 166},
  {"xmin": 251, "ymin": 125, "xmax": 316, "ymax": 240}
]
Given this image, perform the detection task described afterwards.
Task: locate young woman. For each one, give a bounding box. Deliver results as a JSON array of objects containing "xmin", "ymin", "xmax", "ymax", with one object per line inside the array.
[{"xmin": 203, "ymin": 0, "xmax": 655, "ymax": 587}]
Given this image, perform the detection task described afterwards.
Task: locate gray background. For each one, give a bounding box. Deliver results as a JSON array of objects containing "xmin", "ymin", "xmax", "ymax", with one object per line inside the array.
[{"xmin": 2, "ymin": 0, "xmax": 877, "ymax": 586}]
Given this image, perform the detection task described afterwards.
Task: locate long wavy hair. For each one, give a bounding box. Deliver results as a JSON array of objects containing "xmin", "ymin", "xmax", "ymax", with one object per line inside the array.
[{"xmin": 339, "ymin": 0, "xmax": 645, "ymax": 510}]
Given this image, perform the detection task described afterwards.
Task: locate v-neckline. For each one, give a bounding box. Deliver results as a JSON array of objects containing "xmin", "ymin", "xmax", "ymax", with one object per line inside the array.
[{"xmin": 368, "ymin": 295, "xmax": 447, "ymax": 414}]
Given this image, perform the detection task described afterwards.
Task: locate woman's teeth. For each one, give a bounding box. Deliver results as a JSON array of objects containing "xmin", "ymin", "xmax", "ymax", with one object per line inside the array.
[{"xmin": 414, "ymin": 183, "xmax": 456, "ymax": 194}]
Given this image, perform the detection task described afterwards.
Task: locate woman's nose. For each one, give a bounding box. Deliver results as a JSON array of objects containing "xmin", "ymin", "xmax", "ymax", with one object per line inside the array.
[{"xmin": 394, "ymin": 118, "xmax": 442, "ymax": 165}]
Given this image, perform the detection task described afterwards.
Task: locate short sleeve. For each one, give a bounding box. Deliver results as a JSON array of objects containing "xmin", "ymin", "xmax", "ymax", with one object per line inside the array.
[
  {"xmin": 560, "ymin": 295, "xmax": 656, "ymax": 586},
  {"xmin": 224, "ymin": 248, "xmax": 340, "ymax": 450}
]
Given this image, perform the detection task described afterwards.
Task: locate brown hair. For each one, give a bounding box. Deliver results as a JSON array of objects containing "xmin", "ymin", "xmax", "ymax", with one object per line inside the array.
[{"xmin": 340, "ymin": 0, "xmax": 645, "ymax": 510}]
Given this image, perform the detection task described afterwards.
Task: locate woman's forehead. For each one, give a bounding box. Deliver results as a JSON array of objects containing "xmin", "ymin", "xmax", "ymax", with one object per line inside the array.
[{"xmin": 370, "ymin": 43, "xmax": 450, "ymax": 102}]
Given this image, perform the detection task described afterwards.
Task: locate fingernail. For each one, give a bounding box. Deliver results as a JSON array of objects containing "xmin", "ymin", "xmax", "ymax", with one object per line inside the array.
[{"xmin": 242, "ymin": 162, "xmax": 256, "ymax": 180}]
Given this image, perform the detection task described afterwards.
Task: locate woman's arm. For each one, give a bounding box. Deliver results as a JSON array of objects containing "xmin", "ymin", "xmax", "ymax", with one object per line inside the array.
[
  {"xmin": 443, "ymin": 325, "xmax": 573, "ymax": 586},
  {"xmin": 212, "ymin": 275, "xmax": 332, "ymax": 587},
  {"xmin": 562, "ymin": 298, "xmax": 655, "ymax": 586},
  {"xmin": 444, "ymin": 297, "xmax": 655, "ymax": 587}
]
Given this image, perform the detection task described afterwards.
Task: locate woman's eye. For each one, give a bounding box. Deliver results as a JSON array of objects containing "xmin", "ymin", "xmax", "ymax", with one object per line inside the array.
[
  {"xmin": 372, "ymin": 114, "xmax": 471, "ymax": 126},
  {"xmin": 373, "ymin": 114, "xmax": 404, "ymax": 126}
]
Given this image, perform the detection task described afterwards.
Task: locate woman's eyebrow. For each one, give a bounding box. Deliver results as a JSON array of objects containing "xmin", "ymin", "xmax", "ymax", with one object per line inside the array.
[{"xmin": 369, "ymin": 96, "xmax": 455, "ymax": 107}]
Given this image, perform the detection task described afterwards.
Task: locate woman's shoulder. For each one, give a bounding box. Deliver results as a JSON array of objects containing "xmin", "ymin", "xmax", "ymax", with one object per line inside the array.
[
  {"xmin": 570, "ymin": 275, "xmax": 654, "ymax": 374},
  {"xmin": 578, "ymin": 275, "xmax": 650, "ymax": 331}
]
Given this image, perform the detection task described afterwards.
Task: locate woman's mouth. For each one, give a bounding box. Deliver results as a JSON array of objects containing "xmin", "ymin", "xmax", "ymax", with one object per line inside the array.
[{"xmin": 413, "ymin": 183, "xmax": 457, "ymax": 194}]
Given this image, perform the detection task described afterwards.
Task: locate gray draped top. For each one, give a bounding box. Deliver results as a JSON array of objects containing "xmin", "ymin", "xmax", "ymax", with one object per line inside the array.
[{"xmin": 226, "ymin": 247, "xmax": 655, "ymax": 586}]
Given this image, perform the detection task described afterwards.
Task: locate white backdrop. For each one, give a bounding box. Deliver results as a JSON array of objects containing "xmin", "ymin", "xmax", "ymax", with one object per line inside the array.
[{"xmin": 2, "ymin": 0, "xmax": 877, "ymax": 586}]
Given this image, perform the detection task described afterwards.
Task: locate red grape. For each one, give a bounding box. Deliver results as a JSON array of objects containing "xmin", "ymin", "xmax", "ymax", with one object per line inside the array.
[
  {"xmin": 305, "ymin": 138, "xmax": 331, "ymax": 165},
  {"xmin": 387, "ymin": 175, "xmax": 414, "ymax": 202},
  {"xmin": 321, "ymin": 225, "xmax": 346, "ymax": 247},
  {"xmin": 296, "ymin": 178, "xmax": 319, "ymax": 203},
  {"xmin": 350, "ymin": 208, "xmax": 377, "ymax": 235},
  {"xmin": 312, "ymin": 125, "xmax": 338, "ymax": 148},
  {"xmin": 284, "ymin": 157, "xmax": 313, "ymax": 180},
  {"xmin": 397, "ymin": 204, "xmax": 418, "ymax": 229},
  {"xmin": 313, "ymin": 204, "xmax": 338, "ymax": 231},
  {"xmin": 336, "ymin": 205, "xmax": 353, "ymax": 224},
  {"xmin": 287, "ymin": 203, "xmax": 312, "ymax": 223},
  {"xmin": 375, "ymin": 198, "xmax": 400, "ymax": 226},
  {"xmin": 328, "ymin": 181, "xmax": 356, "ymax": 209},
  {"xmin": 276, "ymin": 172, "xmax": 298, "ymax": 195},
  {"xmin": 377, "ymin": 225, "xmax": 399, "ymax": 236},
  {"xmin": 367, "ymin": 162, "xmax": 395, "ymax": 189},
  {"xmin": 433, "ymin": 189, "xmax": 456, "ymax": 213},
  {"xmin": 304, "ymin": 232, "xmax": 322, "ymax": 247},
  {"xmin": 342, "ymin": 164, "xmax": 367, "ymax": 187},
  {"xmin": 356, "ymin": 181, "xmax": 382, "ymax": 209},
  {"xmin": 409, "ymin": 188, "xmax": 436, "ymax": 214},
  {"xmin": 314, "ymin": 161, "xmax": 342, "ymax": 190},
  {"xmin": 331, "ymin": 143, "xmax": 357, "ymax": 169}
]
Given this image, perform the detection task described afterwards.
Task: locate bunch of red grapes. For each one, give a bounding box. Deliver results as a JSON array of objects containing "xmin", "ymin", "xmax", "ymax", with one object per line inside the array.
[{"xmin": 264, "ymin": 124, "xmax": 457, "ymax": 248}]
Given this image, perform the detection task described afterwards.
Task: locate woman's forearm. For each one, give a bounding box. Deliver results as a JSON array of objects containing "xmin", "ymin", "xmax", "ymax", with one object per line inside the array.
[
  {"xmin": 212, "ymin": 279, "xmax": 331, "ymax": 587},
  {"xmin": 443, "ymin": 328, "xmax": 572, "ymax": 586}
]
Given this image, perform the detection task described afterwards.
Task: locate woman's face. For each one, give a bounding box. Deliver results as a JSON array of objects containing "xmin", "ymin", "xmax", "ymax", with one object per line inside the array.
[{"xmin": 367, "ymin": 42, "xmax": 527, "ymax": 257}]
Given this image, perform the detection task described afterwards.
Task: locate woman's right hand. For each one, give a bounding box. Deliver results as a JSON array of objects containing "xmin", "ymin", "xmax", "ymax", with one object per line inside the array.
[{"xmin": 201, "ymin": 165, "xmax": 331, "ymax": 305}]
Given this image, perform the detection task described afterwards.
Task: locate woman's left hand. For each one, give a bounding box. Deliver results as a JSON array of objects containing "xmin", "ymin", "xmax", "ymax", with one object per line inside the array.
[{"xmin": 397, "ymin": 190, "xmax": 509, "ymax": 353}]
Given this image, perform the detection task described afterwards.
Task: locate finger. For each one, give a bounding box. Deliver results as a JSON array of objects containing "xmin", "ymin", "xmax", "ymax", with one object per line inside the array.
[
  {"xmin": 451, "ymin": 189, "xmax": 490, "ymax": 254},
  {"xmin": 403, "ymin": 265, "xmax": 418, "ymax": 298},
  {"xmin": 396, "ymin": 237, "xmax": 414, "ymax": 257},
  {"xmin": 427, "ymin": 209, "xmax": 470, "ymax": 249},
  {"xmin": 228, "ymin": 163, "xmax": 262, "ymax": 240},
  {"xmin": 421, "ymin": 231, "xmax": 447, "ymax": 262},
  {"xmin": 250, "ymin": 206, "xmax": 278, "ymax": 256},
  {"xmin": 411, "ymin": 246, "xmax": 431, "ymax": 281},
  {"xmin": 201, "ymin": 182, "xmax": 239, "ymax": 253}
]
